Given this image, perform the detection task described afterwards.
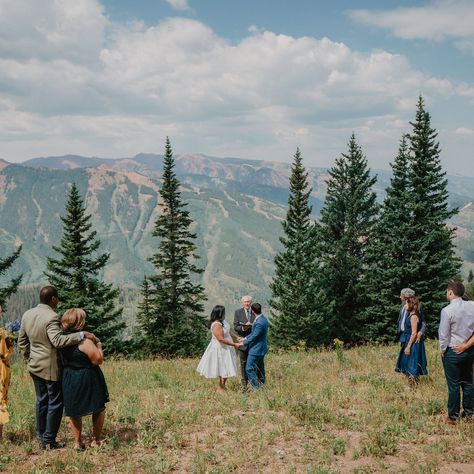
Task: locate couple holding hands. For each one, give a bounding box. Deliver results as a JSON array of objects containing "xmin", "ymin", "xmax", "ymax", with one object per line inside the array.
[{"xmin": 197, "ymin": 296, "xmax": 269, "ymax": 391}]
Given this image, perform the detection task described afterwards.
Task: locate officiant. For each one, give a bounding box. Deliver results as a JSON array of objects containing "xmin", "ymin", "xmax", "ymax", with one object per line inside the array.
[{"xmin": 233, "ymin": 295, "xmax": 255, "ymax": 387}]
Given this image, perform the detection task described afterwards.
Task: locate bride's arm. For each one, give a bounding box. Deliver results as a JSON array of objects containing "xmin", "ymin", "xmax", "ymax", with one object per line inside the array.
[{"xmin": 212, "ymin": 323, "xmax": 239, "ymax": 348}]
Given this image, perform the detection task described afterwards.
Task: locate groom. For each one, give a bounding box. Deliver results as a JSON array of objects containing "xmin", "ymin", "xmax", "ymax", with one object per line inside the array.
[{"xmin": 239, "ymin": 303, "xmax": 269, "ymax": 389}]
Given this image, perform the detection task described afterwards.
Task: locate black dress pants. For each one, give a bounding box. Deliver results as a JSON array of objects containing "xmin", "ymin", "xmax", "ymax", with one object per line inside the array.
[
  {"xmin": 442, "ymin": 347, "xmax": 474, "ymax": 420},
  {"xmin": 237, "ymin": 347, "xmax": 249, "ymax": 384},
  {"xmin": 30, "ymin": 373, "xmax": 63, "ymax": 443}
]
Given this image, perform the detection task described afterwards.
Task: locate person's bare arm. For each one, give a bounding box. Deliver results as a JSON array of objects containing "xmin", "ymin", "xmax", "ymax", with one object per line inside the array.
[
  {"xmin": 405, "ymin": 315, "xmax": 419, "ymax": 356},
  {"xmin": 78, "ymin": 338, "xmax": 104, "ymax": 365},
  {"xmin": 212, "ymin": 324, "xmax": 238, "ymax": 348}
]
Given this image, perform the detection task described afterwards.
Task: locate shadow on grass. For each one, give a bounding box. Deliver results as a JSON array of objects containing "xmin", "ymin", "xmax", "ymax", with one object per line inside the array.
[
  {"xmin": 6, "ymin": 430, "xmax": 34, "ymax": 445},
  {"xmin": 104, "ymin": 426, "xmax": 139, "ymax": 447}
]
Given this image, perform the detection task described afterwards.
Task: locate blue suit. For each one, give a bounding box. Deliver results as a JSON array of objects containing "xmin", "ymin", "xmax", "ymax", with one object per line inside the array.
[{"xmin": 243, "ymin": 314, "xmax": 269, "ymax": 389}]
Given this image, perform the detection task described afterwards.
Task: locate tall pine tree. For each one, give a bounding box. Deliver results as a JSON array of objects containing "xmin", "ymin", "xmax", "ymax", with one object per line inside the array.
[
  {"xmin": 45, "ymin": 183, "xmax": 124, "ymax": 350},
  {"xmin": 364, "ymin": 98, "xmax": 461, "ymax": 340},
  {"xmin": 362, "ymin": 136, "xmax": 413, "ymax": 341},
  {"xmin": 0, "ymin": 245, "xmax": 22, "ymax": 320},
  {"xmin": 404, "ymin": 96, "xmax": 461, "ymax": 332},
  {"xmin": 139, "ymin": 137, "xmax": 207, "ymax": 357},
  {"xmin": 269, "ymin": 148, "xmax": 332, "ymax": 348},
  {"xmin": 319, "ymin": 134, "xmax": 378, "ymax": 343}
]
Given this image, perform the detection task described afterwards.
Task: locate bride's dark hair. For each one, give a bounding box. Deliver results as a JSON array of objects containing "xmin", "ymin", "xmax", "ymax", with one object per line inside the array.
[{"xmin": 209, "ymin": 305, "xmax": 225, "ymax": 327}]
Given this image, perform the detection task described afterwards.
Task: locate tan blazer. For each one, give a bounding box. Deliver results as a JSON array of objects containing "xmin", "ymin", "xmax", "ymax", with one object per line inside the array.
[{"xmin": 18, "ymin": 304, "xmax": 82, "ymax": 382}]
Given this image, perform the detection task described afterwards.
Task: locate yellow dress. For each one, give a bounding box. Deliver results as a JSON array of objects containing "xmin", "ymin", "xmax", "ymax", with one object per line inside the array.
[{"xmin": 0, "ymin": 329, "xmax": 14, "ymax": 425}]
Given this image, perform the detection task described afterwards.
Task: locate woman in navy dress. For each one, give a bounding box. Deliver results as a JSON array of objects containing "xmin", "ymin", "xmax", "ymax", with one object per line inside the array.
[
  {"xmin": 60, "ymin": 308, "xmax": 109, "ymax": 450},
  {"xmin": 395, "ymin": 296, "xmax": 428, "ymax": 385}
]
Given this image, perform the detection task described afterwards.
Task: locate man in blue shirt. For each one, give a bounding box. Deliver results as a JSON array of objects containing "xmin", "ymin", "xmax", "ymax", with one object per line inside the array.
[
  {"xmin": 439, "ymin": 281, "xmax": 474, "ymax": 424},
  {"xmin": 238, "ymin": 303, "xmax": 269, "ymax": 389}
]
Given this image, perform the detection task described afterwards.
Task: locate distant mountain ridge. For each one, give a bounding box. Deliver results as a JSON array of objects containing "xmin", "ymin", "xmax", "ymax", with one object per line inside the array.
[
  {"xmin": 15, "ymin": 152, "xmax": 474, "ymax": 214},
  {"xmin": 21, "ymin": 152, "xmax": 302, "ymax": 189}
]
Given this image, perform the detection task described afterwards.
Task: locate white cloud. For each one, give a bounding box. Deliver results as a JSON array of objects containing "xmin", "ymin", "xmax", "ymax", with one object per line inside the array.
[
  {"xmin": 0, "ymin": 0, "xmax": 107, "ymax": 64},
  {"xmin": 455, "ymin": 127, "xmax": 474, "ymax": 135},
  {"xmin": 0, "ymin": 0, "xmax": 472, "ymax": 173},
  {"xmin": 349, "ymin": 1, "xmax": 474, "ymax": 53},
  {"xmin": 165, "ymin": 0, "xmax": 192, "ymax": 12}
]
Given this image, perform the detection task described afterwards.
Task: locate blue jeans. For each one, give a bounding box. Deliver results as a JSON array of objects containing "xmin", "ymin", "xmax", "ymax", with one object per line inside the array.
[
  {"xmin": 245, "ymin": 354, "xmax": 265, "ymax": 389},
  {"xmin": 442, "ymin": 347, "xmax": 474, "ymax": 420},
  {"xmin": 30, "ymin": 373, "xmax": 63, "ymax": 443}
]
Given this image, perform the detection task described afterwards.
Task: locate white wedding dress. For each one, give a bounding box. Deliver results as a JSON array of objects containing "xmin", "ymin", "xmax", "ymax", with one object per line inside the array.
[{"xmin": 197, "ymin": 320, "xmax": 238, "ymax": 378}]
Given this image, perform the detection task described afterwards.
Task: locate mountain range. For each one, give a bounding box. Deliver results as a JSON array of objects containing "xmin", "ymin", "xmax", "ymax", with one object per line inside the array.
[{"xmin": 1, "ymin": 153, "xmax": 473, "ymax": 321}]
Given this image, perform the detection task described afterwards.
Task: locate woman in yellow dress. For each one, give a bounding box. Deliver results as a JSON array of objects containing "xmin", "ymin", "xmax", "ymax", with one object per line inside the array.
[{"xmin": 0, "ymin": 327, "xmax": 14, "ymax": 439}]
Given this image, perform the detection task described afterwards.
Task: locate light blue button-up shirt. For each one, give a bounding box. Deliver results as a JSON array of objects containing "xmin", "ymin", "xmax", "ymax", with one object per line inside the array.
[{"xmin": 438, "ymin": 298, "xmax": 474, "ymax": 353}]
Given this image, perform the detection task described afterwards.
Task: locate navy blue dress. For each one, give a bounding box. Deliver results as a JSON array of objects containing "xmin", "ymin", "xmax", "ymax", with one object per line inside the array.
[
  {"xmin": 60, "ymin": 342, "xmax": 109, "ymax": 418},
  {"xmin": 395, "ymin": 313, "xmax": 428, "ymax": 377}
]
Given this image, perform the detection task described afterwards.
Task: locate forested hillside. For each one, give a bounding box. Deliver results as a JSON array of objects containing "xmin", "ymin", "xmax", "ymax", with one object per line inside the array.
[
  {"xmin": 1, "ymin": 154, "xmax": 474, "ymax": 326},
  {"xmin": 0, "ymin": 162, "xmax": 285, "ymax": 321}
]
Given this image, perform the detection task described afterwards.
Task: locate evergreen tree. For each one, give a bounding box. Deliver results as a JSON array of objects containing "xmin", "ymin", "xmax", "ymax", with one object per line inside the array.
[
  {"xmin": 140, "ymin": 137, "xmax": 207, "ymax": 357},
  {"xmin": 319, "ymin": 134, "xmax": 378, "ymax": 343},
  {"xmin": 467, "ymin": 269, "xmax": 473, "ymax": 283},
  {"xmin": 45, "ymin": 183, "xmax": 124, "ymax": 350},
  {"xmin": 363, "ymin": 98, "xmax": 461, "ymax": 340},
  {"xmin": 466, "ymin": 273, "xmax": 474, "ymax": 299},
  {"xmin": 132, "ymin": 276, "xmax": 154, "ymax": 355},
  {"xmin": 269, "ymin": 148, "xmax": 332, "ymax": 348},
  {"xmin": 137, "ymin": 277, "xmax": 153, "ymax": 326},
  {"xmin": 362, "ymin": 136, "xmax": 413, "ymax": 341},
  {"xmin": 0, "ymin": 245, "xmax": 22, "ymax": 319},
  {"xmin": 404, "ymin": 96, "xmax": 461, "ymax": 333}
]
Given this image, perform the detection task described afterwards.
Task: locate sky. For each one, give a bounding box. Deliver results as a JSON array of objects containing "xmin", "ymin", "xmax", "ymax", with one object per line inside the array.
[{"xmin": 0, "ymin": 0, "xmax": 473, "ymax": 174}]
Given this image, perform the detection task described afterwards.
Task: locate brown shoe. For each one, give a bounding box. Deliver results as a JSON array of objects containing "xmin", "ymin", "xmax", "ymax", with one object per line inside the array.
[{"xmin": 445, "ymin": 416, "xmax": 456, "ymax": 425}]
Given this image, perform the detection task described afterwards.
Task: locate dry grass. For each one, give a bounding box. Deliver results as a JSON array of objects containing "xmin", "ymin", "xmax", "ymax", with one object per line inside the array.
[{"xmin": 2, "ymin": 340, "xmax": 474, "ymax": 473}]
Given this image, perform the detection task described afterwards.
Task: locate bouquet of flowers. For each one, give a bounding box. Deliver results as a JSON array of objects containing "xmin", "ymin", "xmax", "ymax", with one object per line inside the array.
[{"xmin": 2, "ymin": 319, "xmax": 20, "ymax": 348}]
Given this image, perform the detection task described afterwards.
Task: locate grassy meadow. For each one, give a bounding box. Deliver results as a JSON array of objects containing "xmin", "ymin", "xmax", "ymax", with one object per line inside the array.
[{"xmin": 2, "ymin": 340, "xmax": 474, "ymax": 474}]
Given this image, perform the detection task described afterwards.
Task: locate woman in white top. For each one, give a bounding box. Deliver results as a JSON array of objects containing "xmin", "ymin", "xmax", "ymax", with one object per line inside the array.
[{"xmin": 197, "ymin": 305, "xmax": 239, "ymax": 391}]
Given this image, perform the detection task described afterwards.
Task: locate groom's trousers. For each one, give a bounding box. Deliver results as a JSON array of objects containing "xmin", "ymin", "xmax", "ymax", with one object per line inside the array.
[{"xmin": 246, "ymin": 354, "xmax": 265, "ymax": 389}]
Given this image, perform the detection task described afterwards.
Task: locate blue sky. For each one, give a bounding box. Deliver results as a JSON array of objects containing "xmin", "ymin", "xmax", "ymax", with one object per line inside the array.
[{"xmin": 0, "ymin": 0, "xmax": 473, "ymax": 174}]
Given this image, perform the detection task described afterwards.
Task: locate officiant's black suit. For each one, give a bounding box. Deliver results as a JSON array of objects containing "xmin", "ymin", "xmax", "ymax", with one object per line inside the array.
[{"xmin": 234, "ymin": 307, "xmax": 256, "ymax": 385}]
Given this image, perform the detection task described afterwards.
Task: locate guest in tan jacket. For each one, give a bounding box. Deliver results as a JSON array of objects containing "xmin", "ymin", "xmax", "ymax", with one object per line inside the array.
[{"xmin": 18, "ymin": 286, "xmax": 97, "ymax": 450}]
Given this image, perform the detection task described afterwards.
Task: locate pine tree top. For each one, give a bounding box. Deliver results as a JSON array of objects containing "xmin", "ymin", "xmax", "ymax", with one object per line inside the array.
[{"xmin": 45, "ymin": 182, "xmax": 123, "ymax": 348}]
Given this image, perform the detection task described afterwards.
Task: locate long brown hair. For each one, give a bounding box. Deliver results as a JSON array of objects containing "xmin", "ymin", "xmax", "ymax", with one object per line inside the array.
[{"xmin": 405, "ymin": 296, "xmax": 421, "ymax": 316}]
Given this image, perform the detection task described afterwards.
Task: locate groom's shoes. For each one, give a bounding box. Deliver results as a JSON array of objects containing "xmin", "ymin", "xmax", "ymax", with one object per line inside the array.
[{"xmin": 40, "ymin": 441, "xmax": 66, "ymax": 450}]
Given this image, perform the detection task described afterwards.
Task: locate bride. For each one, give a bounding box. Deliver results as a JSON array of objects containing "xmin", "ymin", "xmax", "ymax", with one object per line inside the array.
[{"xmin": 197, "ymin": 305, "xmax": 240, "ymax": 391}]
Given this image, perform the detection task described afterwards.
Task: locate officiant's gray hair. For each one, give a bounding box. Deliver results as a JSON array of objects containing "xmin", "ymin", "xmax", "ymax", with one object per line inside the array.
[
  {"xmin": 400, "ymin": 288, "xmax": 415, "ymax": 298},
  {"xmin": 241, "ymin": 295, "xmax": 253, "ymax": 302}
]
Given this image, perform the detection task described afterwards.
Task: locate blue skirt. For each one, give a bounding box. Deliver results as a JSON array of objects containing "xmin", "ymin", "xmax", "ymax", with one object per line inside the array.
[{"xmin": 395, "ymin": 340, "xmax": 428, "ymax": 377}]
